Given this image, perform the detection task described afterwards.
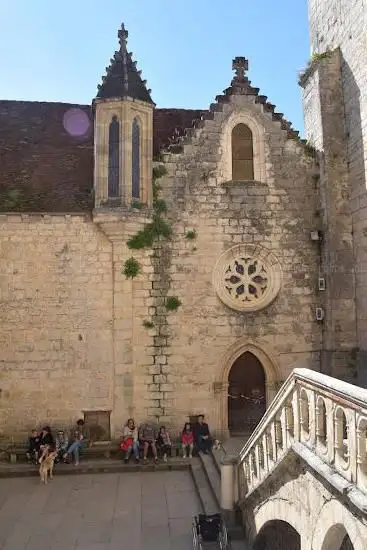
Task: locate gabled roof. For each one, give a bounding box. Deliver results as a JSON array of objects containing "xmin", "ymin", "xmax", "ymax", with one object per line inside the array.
[{"xmin": 96, "ymin": 24, "xmax": 154, "ymax": 105}]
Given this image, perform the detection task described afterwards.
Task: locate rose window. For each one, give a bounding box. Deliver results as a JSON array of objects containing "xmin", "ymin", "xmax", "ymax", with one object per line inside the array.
[
  {"xmin": 213, "ymin": 245, "xmax": 282, "ymax": 312},
  {"xmin": 225, "ymin": 258, "xmax": 268, "ymax": 303}
]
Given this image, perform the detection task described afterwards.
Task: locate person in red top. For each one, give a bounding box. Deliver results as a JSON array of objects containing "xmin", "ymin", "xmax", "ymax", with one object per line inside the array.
[{"xmin": 181, "ymin": 422, "xmax": 194, "ymax": 459}]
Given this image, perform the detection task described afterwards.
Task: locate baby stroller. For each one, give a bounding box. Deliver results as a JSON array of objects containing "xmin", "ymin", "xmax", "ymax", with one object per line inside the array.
[{"xmin": 192, "ymin": 513, "xmax": 229, "ymax": 549}]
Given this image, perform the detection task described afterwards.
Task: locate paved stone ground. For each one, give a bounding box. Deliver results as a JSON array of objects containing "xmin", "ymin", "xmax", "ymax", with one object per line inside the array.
[{"xmin": 0, "ymin": 470, "xmax": 202, "ymax": 550}]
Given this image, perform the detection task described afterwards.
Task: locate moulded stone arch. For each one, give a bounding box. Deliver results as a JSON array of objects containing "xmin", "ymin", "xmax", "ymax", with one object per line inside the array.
[
  {"xmin": 219, "ymin": 339, "xmax": 282, "ymax": 436},
  {"xmin": 311, "ymin": 499, "xmax": 366, "ymax": 550},
  {"xmin": 250, "ymin": 497, "xmax": 305, "ymax": 548},
  {"xmin": 220, "ymin": 110, "xmax": 267, "ymax": 183}
]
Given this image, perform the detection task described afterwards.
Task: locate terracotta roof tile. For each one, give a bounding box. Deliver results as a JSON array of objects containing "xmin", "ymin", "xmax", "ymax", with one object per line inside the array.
[{"xmin": 0, "ymin": 100, "xmax": 207, "ymax": 212}]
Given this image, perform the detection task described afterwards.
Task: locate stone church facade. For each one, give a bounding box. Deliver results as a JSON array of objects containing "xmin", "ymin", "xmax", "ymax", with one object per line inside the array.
[{"xmin": 0, "ymin": 20, "xmax": 361, "ymax": 439}]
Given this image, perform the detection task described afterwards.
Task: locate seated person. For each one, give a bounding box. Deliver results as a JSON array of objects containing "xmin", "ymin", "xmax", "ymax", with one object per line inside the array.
[
  {"xmin": 26, "ymin": 429, "xmax": 40, "ymax": 464},
  {"xmin": 121, "ymin": 418, "xmax": 139, "ymax": 464},
  {"xmin": 156, "ymin": 426, "xmax": 171, "ymax": 462},
  {"xmin": 181, "ymin": 422, "xmax": 194, "ymax": 459},
  {"xmin": 139, "ymin": 423, "xmax": 158, "ymax": 463},
  {"xmin": 194, "ymin": 414, "xmax": 213, "ymax": 454},
  {"xmin": 63, "ymin": 419, "xmax": 87, "ymax": 466},
  {"xmin": 39, "ymin": 426, "xmax": 55, "ymax": 458},
  {"xmin": 55, "ymin": 430, "xmax": 69, "ymax": 463}
]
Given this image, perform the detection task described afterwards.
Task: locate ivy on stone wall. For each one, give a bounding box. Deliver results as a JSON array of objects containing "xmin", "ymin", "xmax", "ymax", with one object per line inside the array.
[
  {"xmin": 125, "ymin": 166, "xmax": 182, "ymax": 334},
  {"xmin": 127, "ymin": 166, "xmax": 172, "ymax": 250}
]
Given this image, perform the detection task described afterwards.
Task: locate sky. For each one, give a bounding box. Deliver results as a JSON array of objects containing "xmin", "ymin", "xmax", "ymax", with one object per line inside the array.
[{"xmin": 0, "ymin": 0, "xmax": 310, "ymax": 133}]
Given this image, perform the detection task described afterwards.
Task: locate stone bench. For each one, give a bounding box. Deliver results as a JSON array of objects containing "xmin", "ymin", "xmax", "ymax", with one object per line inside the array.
[
  {"xmin": 3, "ymin": 442, "xmax": 121, "ymax": 464},
  {"xmin": 2, "ymin": 438, "xmax": 197, "ymax": 463}
]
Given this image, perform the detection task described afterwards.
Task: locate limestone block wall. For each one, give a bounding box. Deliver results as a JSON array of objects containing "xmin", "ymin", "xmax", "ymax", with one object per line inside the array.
[
  {"xmin": 305, "ymin": 0, "xmax": 367, "ymax": 385},
  {"xmin": 0, "ymin": 213, "xmax": 114, "ymax": 435},
  {"xmin": 155, "ymin": 95, "xmax": 321, "ymax": 435},
  {"xmin": 242, "ymin": 454, "xmax": 367, "ymax": 550},
  {"xmin": 307, "ymin": 0, "xmax": 367, "ymax": 195}
]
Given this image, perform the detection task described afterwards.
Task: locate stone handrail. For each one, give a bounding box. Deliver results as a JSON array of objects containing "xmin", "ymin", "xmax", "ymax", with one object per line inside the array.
[{"xmin": 237, "ymin": 368, "xmax": 367, "ymax": 500}]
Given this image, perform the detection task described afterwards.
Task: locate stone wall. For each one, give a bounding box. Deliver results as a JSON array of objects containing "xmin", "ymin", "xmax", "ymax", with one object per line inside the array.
[
  {"xmin": 305, "ymin": 0, "xmax": 367, "ymax": 385},
  {"xmin": 304, "ymin": 50, "xmax": 357, "ymax": 382},
  {"xmin": 155, "ymin": 93, "xmax": 321, "ymax": 435},
  {"xmin": 0, "ymin": 213, "xmax": 114, "ymax": 435},
  {"xmin": 0, "ymin": 95, "xmax": 322, "ymax": 438}
]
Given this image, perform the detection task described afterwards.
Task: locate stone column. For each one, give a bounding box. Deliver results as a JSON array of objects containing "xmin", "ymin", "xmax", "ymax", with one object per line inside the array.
[{"xmin": 220, "ymin": 454, "xmax": 238, "ymax": 522}]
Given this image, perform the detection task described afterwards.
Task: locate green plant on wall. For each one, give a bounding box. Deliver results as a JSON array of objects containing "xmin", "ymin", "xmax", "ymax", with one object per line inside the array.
[
  {"xmin": 304, "ymin": 142, "xmax": 317, "ymax": 158},
  {"xmin": 186, "ymin": 229, "xmax": 197, "ymax": 240},
  {"xmin": 122, "ymin": 257, "xmax": 141, "ymax": 279},
  {"xmin": 298, "ymin": 50, "xmax": 331, "ymax": 87},
  {"xmin": 127, "ymin": 165, "xmax": 172, "ymax": 250},
  {"xmin": 142, "ymin": 319, "xmax": 154, "ymax": 329},
  {"xmin": 125, "ymin": 165, "xmax": 182, "ymax": 332},
  {"xmin": 166, "ymin": 296, "xmax": 181, "ymax": 311}
]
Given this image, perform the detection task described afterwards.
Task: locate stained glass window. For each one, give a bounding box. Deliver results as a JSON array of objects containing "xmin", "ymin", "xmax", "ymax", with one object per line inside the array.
[
  {"xmin": 108, "ymin": 116, "xmax": 120, "ymax": 197},
  {"xmin": 132, "ymin": 118, "xmax": 140, "ymax": 199}
]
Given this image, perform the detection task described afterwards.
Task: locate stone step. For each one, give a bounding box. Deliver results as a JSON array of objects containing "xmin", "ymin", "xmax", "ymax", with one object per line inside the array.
[
  {"xmin": 212, "ymin": 446, "xmax": 225, "ymax": 474},
  {"xmin": 0, "ymin": 457, "xmax": 189, "ymax": 479},
  {"xmin": 190, "ymin": 457, "xmax": 219, "ymax": 515},
  {"xmin": 199, "ymin": 452, "xmax": 221, "ymax": 508}
]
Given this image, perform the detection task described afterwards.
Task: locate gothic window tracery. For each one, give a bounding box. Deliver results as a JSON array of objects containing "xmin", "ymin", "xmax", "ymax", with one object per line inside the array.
[
  {"xmin": 108, "ymin": 116, "xmax": 120, "ymax": 197},
  {"xmin": 213, "ymin": 245, "xmax": 282, "ymax": 312},
  {"xmin": 132, "ymin": 118, "xmax": 141, "ymax": 199},
  {"xmin": 232, "ymin": 123, "xmax": 254, "ymax": 180}
]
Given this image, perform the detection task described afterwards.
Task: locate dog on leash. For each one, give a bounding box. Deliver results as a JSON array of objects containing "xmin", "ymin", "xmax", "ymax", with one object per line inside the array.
[{"xmin": 39, "ymin": 450, "xmax": 58, "ymax": 484}]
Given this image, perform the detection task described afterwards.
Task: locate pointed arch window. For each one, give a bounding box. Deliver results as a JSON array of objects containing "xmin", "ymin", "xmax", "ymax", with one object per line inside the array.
[
  {"xmin": 232, "ymin": 123, "xmax": 254, "ymax": 180},
  {"xmin": 108, "ymin": 116, "xmax": 120, "ymax": 198},
  {"xmin": 132, "ymin": 118, "xmax": 141, "ymax": 200}
]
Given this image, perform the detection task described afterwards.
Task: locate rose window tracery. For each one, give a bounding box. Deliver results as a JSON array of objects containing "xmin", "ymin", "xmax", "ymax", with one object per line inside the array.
[
  {"xmin": 224, "ymin": 257, "xmax": 268, "ymax": 304},
  {"xmin": 213, "ymin": 245, "xmax": 282, "ymax": 312}
]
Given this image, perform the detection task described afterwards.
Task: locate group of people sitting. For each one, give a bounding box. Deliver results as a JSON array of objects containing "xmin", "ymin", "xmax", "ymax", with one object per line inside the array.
[
  {"xmin": 121, "ymin": 415, "xmax": 213, "ymax": 464},
  {"xmin": 26, "ymin": 419, "xmax": 87, "ymax": 466},
  {"xmin": 26, "ymin": 414, "xmax": 213, "ymax": 466}
]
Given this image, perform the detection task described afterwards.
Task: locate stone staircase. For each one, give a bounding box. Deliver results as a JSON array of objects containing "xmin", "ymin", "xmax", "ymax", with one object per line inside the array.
[{"xmin": 191, "ymin": 448, "xmax": 248, "ymax": 549}]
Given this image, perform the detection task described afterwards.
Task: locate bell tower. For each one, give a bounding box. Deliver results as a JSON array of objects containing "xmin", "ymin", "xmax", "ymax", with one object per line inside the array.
[{"xmin": 93, "ymin": 23, "xmax": 154, "ymax": 208}]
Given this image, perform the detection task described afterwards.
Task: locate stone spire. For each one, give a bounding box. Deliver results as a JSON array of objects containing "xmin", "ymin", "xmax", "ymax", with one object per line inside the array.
[{"xmin": 96, "ymin": 23, "xmax": 154, "ymax": 104}]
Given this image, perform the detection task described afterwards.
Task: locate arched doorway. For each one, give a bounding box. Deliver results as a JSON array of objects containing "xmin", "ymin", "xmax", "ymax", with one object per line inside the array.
[
  {"xmin": 228, "ymin": 351, "xmax": 266, "ymax": 436},
  {"xmin": 253, "ymin": 520, "xmax": 301, "ymax": 550},
  {"xmin": 322, "ymin": 524, "xmax": 355, "ymax": 550}
]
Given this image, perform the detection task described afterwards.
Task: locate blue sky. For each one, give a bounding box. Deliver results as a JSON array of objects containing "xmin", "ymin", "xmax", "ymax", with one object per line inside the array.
[{"xmin": 0, "ymin": 0, "xmax": 310, "ymax": 132}]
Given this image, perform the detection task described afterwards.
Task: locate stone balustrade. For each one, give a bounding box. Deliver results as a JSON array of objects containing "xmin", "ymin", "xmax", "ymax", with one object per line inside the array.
[{"xmin": 237, "ymin": 368, "xmax": 367, "ymax": 500}]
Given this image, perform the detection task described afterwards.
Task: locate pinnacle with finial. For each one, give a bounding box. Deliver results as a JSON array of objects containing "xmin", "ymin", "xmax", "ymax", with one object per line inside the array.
[{"xmin": 118, "ymin": 23, "xmax": 128, "ymax": 49}]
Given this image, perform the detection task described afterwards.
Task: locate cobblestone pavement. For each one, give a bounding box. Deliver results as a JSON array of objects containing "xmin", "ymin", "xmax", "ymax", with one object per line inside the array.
[{"xmin": 0, "ymin": 470, "xmax": 201, "ymax": 550}]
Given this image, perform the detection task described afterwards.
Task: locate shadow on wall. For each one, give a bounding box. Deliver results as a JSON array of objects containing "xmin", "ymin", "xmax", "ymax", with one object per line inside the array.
[{"xmin": 342, "ymin": 54, "xmax": 367, "ymax": 388}]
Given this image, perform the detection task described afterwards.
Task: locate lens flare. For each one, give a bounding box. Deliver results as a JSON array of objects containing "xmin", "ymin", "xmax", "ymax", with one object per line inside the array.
[{"xmin": 63, "ymin": 108, "xmax": 91, "ymax": 137}]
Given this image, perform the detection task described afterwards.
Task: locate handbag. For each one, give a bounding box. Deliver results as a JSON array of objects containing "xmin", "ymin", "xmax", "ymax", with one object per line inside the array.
[{"xmin": 120, "ymin": 437, "xmax": 134, "ymax": 451}]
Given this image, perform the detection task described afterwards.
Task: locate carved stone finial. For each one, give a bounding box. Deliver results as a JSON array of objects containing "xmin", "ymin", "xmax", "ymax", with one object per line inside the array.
[
  {"xmin": 118, "ymin": 23, "xmax": 128, "ymax": 49},
  {"xmin": 232, "ymin": 57, "xmax": 249, "ymax": 82}
]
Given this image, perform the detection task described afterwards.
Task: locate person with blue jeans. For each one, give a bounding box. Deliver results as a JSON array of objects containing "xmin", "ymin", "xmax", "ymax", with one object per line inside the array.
[
  {"xmin": 122, "ymin": 418, "xmax": 140, "ymax": 464},
  {"xmin": 63, "ymin": 419, "xmax": 86, "ymax": 466}
]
